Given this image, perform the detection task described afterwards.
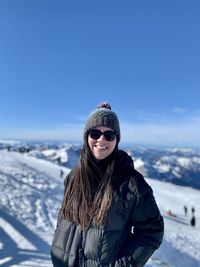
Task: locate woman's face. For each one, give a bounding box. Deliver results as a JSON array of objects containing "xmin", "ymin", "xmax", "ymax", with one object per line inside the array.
[{"xmin": 88, "ymin": 126, "xmax": 117, "ymax": 160}]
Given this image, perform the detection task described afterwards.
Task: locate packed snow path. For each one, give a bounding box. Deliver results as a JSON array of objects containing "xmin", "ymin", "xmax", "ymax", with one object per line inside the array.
[
  {"xmin": 0, "ymin": 150, "xmax": 200, "ymax": 267},
  {"xmin": 0, "ymin": 150, "xmax": 70, "ymax": 266},
  {"xmin": 0, "ymin": 208, "xmax": 51, "ymax": 267}
]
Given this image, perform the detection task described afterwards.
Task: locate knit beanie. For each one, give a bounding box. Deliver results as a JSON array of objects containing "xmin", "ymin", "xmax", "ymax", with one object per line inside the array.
[{"xmin": 84, "ymin": 102, "xmax": 121, "ymax": 143}]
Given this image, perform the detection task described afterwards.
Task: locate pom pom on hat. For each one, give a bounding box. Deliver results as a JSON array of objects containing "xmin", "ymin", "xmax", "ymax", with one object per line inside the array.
[
  {"xmin": 84, "ymin": 102, "xmax": 120, "ymax": 142},
  {"xmin": 97, "ymin": 102, "xmax": 111, "ymax": 110}
]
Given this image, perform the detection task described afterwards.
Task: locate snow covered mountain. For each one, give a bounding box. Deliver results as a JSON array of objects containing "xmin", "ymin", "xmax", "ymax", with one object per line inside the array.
[
  {"xmin": 1, "ymin": 140, "xmax": 200, "ymax": 190},
  {"xmin": 0, "ymin": 148, "xmax": 200, "ymax": 267},
  {"xmin": 127, "ymin": 147, "xmax": 200, "ymax": 190}
]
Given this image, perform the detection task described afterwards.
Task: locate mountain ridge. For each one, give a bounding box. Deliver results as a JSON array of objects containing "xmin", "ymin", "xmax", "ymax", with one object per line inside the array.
[{"xmin": 1, "ymin": 141, "xmax": 200, "ymax": 190}]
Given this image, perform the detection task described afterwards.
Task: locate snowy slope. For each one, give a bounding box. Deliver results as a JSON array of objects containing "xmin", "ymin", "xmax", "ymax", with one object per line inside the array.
[
  {"xmin": 0, "ymin": 150, "xmax": 70, "ymax": 267},
  {"xmin": 146, "ymin": 179, "xmax": 200, "ymax": 267},
  {"xmin": 1, "ymin": 141, "xmax": 200, "ymax": 189},
  {"xmin": 0, "ymin": 150, "xmax": 200, "ymax": 267}
]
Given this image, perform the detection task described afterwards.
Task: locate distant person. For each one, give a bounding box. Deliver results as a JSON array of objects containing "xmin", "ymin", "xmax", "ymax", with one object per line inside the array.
[
  {"xmin": 167, "ymin": 209, "xmax": 176, "ymax": 217},
  {"xmin": 167, "ymin": 209, "xmax": 173, "ymax": 216},
  {"xmin": 183, "ymin": 205, "xmax": 188, "ymax": 216},
  {"xmin": 60, "ymin": 169, "xmax": 64, "ymax": 179},
  {"xmin": 190, "ymin": 215, "xmax": 196, "ymax": 227},
  {"xmin": 191, "ymin": 206, "xmax": 195, "ymax": 214},
  {"xmin": 51, "ymin": 102, "xmax": 164, "ymax": 267}
]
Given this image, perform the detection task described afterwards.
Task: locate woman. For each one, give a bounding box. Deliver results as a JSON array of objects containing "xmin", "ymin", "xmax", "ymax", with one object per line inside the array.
[{"xmin": 51, "ymin": 102, "xmax": 164, "ymax": 267}]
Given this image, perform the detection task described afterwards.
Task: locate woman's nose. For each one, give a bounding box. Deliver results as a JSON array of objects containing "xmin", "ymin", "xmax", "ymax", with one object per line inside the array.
[{"xmin": 97, "ymin": 134, "xmax": 105, "ymax": 141}]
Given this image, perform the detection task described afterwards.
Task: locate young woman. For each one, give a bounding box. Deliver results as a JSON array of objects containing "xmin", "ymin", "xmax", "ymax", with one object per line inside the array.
[{"xmin": 51, "ymin": 102, "xmax": 164, "ymax": 267}]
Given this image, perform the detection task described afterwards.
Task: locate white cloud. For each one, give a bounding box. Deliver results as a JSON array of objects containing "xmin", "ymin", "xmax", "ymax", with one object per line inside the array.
[
  {"xmin": 120, "ymin": 118, "xmax": 200, "ymax": 147},
  {"xmin": 1, "ymin": 112, "xmax": 200, "ymax": 147},
  {"xmin": 172, "ymin": 107, "xmax": 188, "ymax": 114},
  {"xmin": 0, "ymin": 123, "xmax": 85, "ymax": 142}
]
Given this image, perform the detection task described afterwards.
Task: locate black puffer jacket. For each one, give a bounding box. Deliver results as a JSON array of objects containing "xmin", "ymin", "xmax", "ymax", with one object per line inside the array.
[{"xmin": 51, "ymin": 150, "xmax": 164, "ymax": 267}]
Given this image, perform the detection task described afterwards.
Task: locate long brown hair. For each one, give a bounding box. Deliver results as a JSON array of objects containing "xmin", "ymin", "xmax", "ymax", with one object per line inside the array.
[{"xmin": 61, "ymin": 141, "xmax": 118, "ymax": 230}]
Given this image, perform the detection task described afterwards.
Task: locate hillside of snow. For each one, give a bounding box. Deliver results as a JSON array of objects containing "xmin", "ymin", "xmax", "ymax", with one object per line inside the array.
[
  {"xmin": 0, "ymin": 149, "xmax": 200, "ymax": 267},
  {"xmin": 1, "ymin": 140, "xmax": 200, "ymax": 190}
]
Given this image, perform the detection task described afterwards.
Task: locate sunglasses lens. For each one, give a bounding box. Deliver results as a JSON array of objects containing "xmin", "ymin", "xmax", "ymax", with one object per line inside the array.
[
  {"xmin": 89, "ymin": 129, "xmax": 116, "ymax": 141},
  {"xmin": 89, "ymin": 129, "xmax": 102, "ymax": 140},
  {"xmin": 104, "ymin": 131, "xmax": 116, "ymax": 141}
]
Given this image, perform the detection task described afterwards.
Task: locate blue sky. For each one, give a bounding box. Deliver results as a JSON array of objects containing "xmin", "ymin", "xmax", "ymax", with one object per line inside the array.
[{"xmin": 0, "ymin": 0, "xmax": 200, "ymax": 147}]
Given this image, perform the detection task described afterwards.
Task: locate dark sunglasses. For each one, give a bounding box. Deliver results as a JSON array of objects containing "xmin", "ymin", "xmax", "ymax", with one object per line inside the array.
[{"xmin": 89, "ymin": 129, "xmax": 117, "ymax": 141}]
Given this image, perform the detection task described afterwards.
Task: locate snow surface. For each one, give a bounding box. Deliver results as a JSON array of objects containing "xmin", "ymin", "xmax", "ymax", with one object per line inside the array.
[{"xmin": 0, "ymin": 150, "xmax": 200, "ymax": 267}]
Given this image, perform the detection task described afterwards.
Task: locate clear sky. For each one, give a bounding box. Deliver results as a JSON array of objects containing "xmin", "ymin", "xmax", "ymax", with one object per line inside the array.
[{"xmin": 0, "ymin": 0, "xmax": 200, "ymax": 147}]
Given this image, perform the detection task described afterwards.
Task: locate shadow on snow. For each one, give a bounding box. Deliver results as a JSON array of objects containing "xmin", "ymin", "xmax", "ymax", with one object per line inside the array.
[{"xmin": 0, "ymin": 208, "xmax": 51, "ymax": 267}]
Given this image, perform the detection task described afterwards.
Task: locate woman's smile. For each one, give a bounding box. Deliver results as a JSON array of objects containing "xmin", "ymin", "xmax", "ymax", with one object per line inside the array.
[{"xmin": 88, "ymin": 126, "xmax": 117, "ymax": 160}]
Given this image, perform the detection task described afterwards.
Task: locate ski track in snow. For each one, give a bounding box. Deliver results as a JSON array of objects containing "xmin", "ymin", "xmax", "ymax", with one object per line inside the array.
[{"xmin": 0, "ymin": 150, "xmax": 200, "ymax": 267}]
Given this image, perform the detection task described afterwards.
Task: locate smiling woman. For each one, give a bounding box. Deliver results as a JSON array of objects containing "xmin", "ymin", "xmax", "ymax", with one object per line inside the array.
[
  {"xmin": 51, "ymin": 102, "xmax": 164, "ymax": 267},
  {"xmin": 88, "ymin": 127, "xmax": 117, "ymax": 160}
]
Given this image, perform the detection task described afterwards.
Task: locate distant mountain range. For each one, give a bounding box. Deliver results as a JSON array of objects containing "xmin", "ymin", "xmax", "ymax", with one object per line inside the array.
[{"xmin": 1, "ymin": 140, "xmax": 200, "ymax": 190}]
